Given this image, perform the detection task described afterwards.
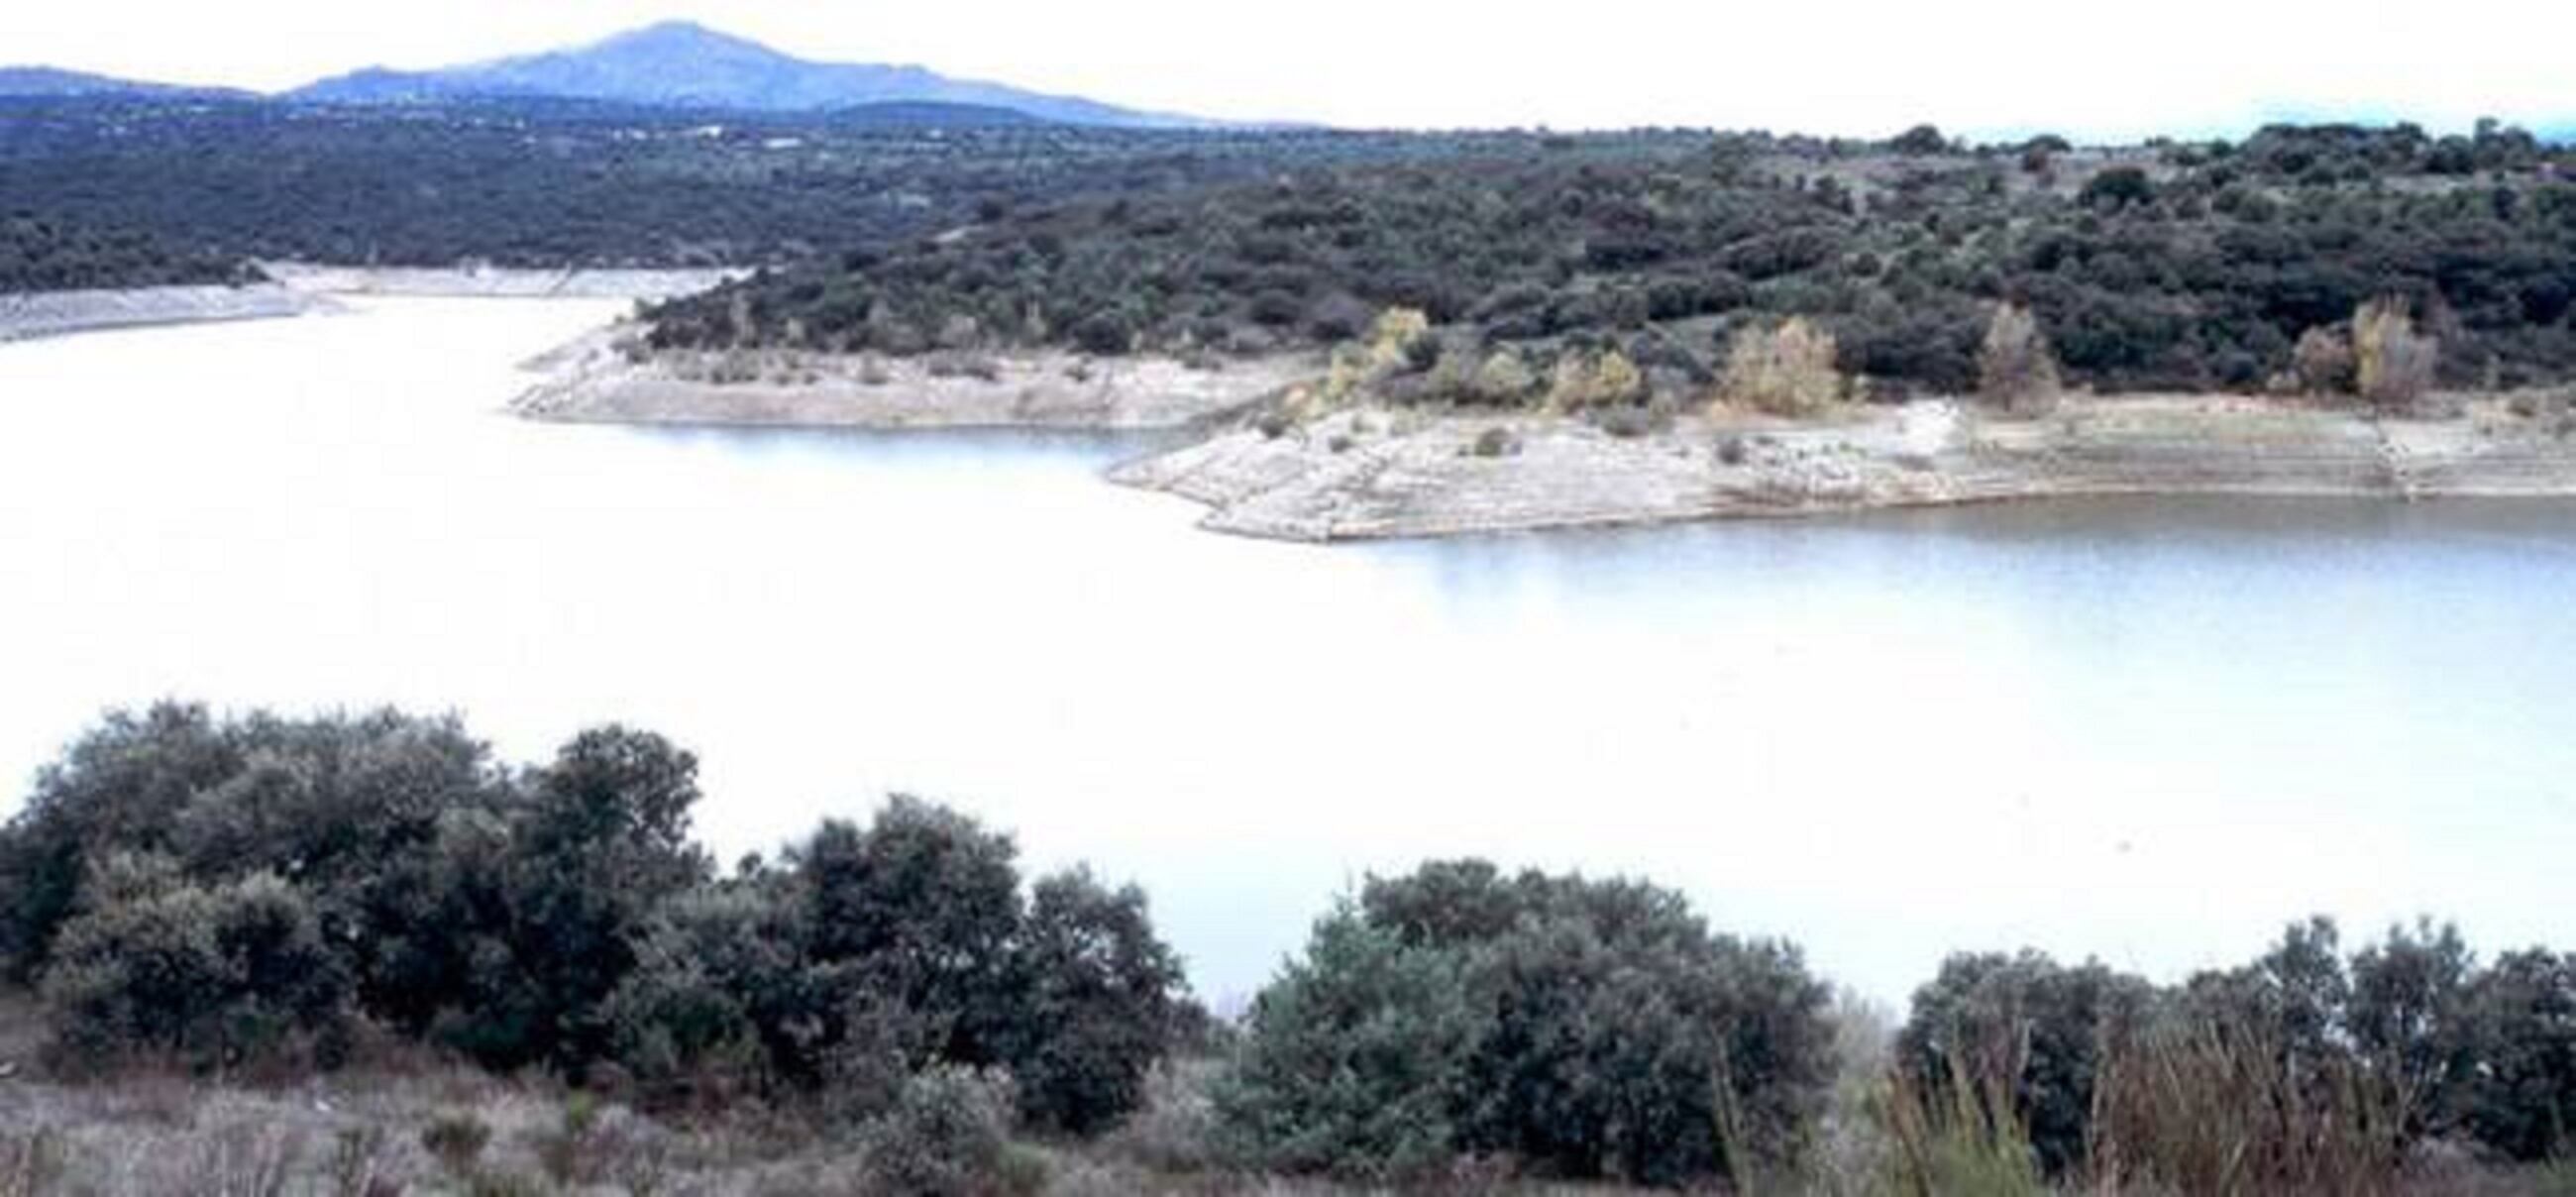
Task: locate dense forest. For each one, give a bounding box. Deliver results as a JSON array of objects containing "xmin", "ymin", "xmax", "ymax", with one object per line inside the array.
[
  {"xmin": 648, "ymin": 122, "xmax": 2576, "ymax": 399},
  {"xmin": 3, "ymin": 704, "xmax": 2573, "ymax": 1193},
  {"xmin": 0, "ymin": 211, "xmax": 261, "ymax": 292}
]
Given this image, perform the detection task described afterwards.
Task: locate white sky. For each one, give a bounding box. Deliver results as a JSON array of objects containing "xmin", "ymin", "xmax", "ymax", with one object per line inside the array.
[{"xmin": 6, "ymin": 0, "xmax": 2571, "ymax": 139}]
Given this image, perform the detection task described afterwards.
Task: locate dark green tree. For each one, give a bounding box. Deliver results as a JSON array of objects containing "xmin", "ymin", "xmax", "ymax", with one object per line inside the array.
[{"xmin": 1007, "ymin": 869, "xmax": 1187, "ymax": 1134}]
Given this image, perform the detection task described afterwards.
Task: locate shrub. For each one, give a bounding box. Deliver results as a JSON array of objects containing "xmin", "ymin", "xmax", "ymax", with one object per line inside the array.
[
  {"xmin": 796, "ymin": 799, "xmax": 1026, "ymax": 1070},
  {"xmin": 459, "ymin": 725, "xmax": 710, "ymax": 1074},
  {"xmin": 2352, "ymin": 297, "xmax": 2439, "ymax": 412},
  {"xmin": 1977, "ymin": 303, "xmax": 2062, "ymax": 414},
  {"xmin": 1545, "ymin": 348, "xmax": 1645, "ymax": 412},
  {"xmin": 421, "ymin": 1113, "xmax": 493, "ymax": 1178},
  {"xmin": 1469, "ymin": 426, "xmax": 1520, "ymax": 458},
  {"xmin": 1305, "ymin": 292, "xmax": 1374, "ymax": 342},
  {"xmin": 1721, "ymin": 318, "xmax": 1844, "ymax": 416},
  {"xmin": 1470, "ymin": 348, "xmax": 1538, "ymax": 405},
  {"xmin": 2081, "ymin": 166, "xmax": 2157, "ymax": 209},
  {"xmin": 0, "ymin": 703, "xmax": 246, "ymax": 983},
  {"xmin": 2294, "ymin": 325, "xmax": 2358, "ymax": 395},
  {"xmin": 1214, "ymin": 910, "xmax": 1474, "ymax": 1181},
  {"xmin": 1006, "ymin": 870, "xmax": 1186, "ymax": 1135},
  {"xmin": 1896, "ymin": 950, "xmax": 2154, "ymax": 1176},
  {"xmin": 2463, "ymin": 949, "xmax": 2576, "ymax": 1161},
  {"xmin": 1363, "ymin": 306, "xmax": 1434, "ymax": 373},
  {"xmin": 1218, "ymin": 862, "xmax": 1834, "ymax": 1186},
  {"xmin": 7, "ymin": 707, "xmax": 1189, "ymax": 1134},
  {"xmin": 2348, "ymin": 918, "xmax": 2478, "ymax": 1138},
  {"xmin": 1072, "ymin": 311, "xmax": 1133, "ymax": 356},
  {"xmin": 41, "ymin": 864, "xmax": 352, "ymax": 1071},
  {"xmin": 857, "ymin": 1066, "xmax": 1039, "ymax": 1197},
  {"xmin": 600, "ymin": 887, "xmax": 785, "ymax": 1109}
]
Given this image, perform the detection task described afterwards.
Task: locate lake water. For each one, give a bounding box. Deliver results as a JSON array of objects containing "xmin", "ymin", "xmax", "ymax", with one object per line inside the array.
[{"xmin": 3, "ymin": 297, "xmax": 2572, "ymax": 1009}]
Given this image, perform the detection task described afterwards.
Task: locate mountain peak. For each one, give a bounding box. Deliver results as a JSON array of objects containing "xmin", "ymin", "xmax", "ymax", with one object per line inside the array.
[
  {"xmin": 282, "ymin": 20, "xmax": 1203, "ymax": 127},
  {"xmin": 588, "ymin": 20, "xmax": 783, "ymax": 58}
]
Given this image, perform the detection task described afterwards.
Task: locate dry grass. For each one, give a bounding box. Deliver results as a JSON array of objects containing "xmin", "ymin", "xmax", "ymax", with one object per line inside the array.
[{"xmin": 2088, "ymin": 1010, "xmax": 2409, "ymax": 1197}]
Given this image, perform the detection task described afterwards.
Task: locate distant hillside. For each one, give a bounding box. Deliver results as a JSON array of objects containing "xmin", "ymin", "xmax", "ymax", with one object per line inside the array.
[
  {"xmin": 830, "ymin": 101, "xmax": 1043, "ymax": 128},
  {"xmin": 0, "ymin": 66, "xmax": 246, "ymax": 100},
  {"xmin": 0, "ymin": 212, "xmax": 256, "ymax": 293},
  {"xmin": 285, "ymin": 21, "xmax": 1203, "ymax": 127}
]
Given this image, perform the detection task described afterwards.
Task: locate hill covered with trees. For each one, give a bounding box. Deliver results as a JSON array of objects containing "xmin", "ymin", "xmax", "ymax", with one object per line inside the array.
[
  {"xmin": 0, "ymin": 97, "xmax": 1433, "ymax": 272},
  {"xmin": 0, "ymin": 211, "xmax": 260, "ymax": 292},
  {"xmin": 7, "ymin": 96, "xmax": 2572, "ymax": 403},
  {"xmin": 646, "ymin": 122, "xmax": 2576, "ymax": 401}
]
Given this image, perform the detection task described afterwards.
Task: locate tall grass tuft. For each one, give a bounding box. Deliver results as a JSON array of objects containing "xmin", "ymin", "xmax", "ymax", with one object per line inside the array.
[
  {"xmin": 2089, "ymin": 1005, "xmax": 2408, "ymax": 1197},
  {"xmin": 1876, "ymin": 1046, "xmax": 2045, "ymax": 1197}
]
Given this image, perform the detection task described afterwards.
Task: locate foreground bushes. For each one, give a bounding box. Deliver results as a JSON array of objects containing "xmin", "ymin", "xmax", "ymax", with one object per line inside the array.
[
  {"xmin": 9, "ymin": 703, "xmax": 2576, "ymax": 1190},
  {"xmin": 0, "ymin": 704, "xmax": 1187, "ymax": 1137},
  {"xmin": 1217, "ymin": 860, "xmax": 1834, "ymax": 1186},
  {"xmin": 1899, "ymin": 917, "xmax": 2576, "ymax": 1185}
]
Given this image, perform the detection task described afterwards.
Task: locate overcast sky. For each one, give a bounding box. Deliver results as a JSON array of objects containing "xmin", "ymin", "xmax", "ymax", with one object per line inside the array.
[{"xmin": 8, "ymin": 0, "xmax": 2571, "ymax": 139}]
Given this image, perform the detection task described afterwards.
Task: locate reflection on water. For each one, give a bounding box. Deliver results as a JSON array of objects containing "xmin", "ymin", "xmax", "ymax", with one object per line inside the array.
[{"xmin": 3, "ymin": 298, "xmax": 2572, "ymax": 1006}]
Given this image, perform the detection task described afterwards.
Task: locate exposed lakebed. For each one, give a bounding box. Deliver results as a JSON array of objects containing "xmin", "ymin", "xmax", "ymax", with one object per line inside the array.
[{"xmin": 2, "ymin": 297, "xmax": 2571, "ymax": 1005}]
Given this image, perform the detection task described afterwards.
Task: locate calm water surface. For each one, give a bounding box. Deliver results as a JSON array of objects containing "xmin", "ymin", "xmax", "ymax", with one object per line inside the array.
[{"xmin": 3, "ymin": 298, "xmax": 2571, "ymax": 1006}]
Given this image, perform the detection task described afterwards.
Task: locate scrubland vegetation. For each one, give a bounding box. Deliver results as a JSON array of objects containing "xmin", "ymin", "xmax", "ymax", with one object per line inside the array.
[
  {"xmin": 7, "ymin": 98, "xmax": 2572, "ymax": 419},
  {"xmin": 0, "ymin": 213, "xmax": 261, "ymax": 293},
  {"xmin": 0, "ymin": 97, "xmax": 1454, "ymax": 273},
  {"xmin": 646, "ymin": 122, "xmax": 2576, "ymax": 417},
  {"xmin": 3, "ymin": 703, "xmax": 2575, "ymax": 1193}
]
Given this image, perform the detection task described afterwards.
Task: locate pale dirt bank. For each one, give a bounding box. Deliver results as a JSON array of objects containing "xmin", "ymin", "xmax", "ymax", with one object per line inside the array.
[
  {"xmin": 512, "ymin": 325, "xmax": 1320, "ymax": 431},
  {"xmin": 0, "ymin": 284, "xmax": 332, "ymax": 344},
  {"xmin": 1110, "ymin": 394, "xmax": 2576, "ymax": 541},
  {"xmin": 261, "ymin": 262, "xmax": 739, "ymax": 301},
  {"xmin": 0, "ymin": 266, "xmax": 735, "ymax": 345}
]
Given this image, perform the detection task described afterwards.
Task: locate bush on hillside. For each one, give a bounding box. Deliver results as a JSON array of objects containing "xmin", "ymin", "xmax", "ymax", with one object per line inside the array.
[
  {"xmin": 1218, "ymin": 861, "xmax": 1834, "ymax": 1186},
  {"xmin": 1722, "ymin": 318, "xmax": 1844, "ymax": 415},
  {"xmin": 0, "ymin": 705, "xmax": 1189, "ymax": 1140},
  {"xmin": 2352, "ymin": 297, "xmax": 2441, "ymax": 412},
  {"xmin": 1978, "ymin": 302, "xmax": 2063, "ymax": 414},
  {"xmin": 857, "ymin": 1066, "xmax": 1046, "ymax": 1197},
  {"xmin": 1896, "ymin": 951, "xmax": 2156, "ymax": 1176},
  {"xmin": 41, "ymin": 861, "xmax": 352, "ymax": 1070}
]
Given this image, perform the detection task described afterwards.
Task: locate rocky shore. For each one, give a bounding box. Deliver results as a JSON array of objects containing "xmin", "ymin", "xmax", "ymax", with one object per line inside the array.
[
  {"xmin": 511, "ymin": 327, "xmax": 1318, "ymax": 431},
  {"xmin": 1111, "ymin": 394, "xmax": 2576, "ymax": 541}
]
